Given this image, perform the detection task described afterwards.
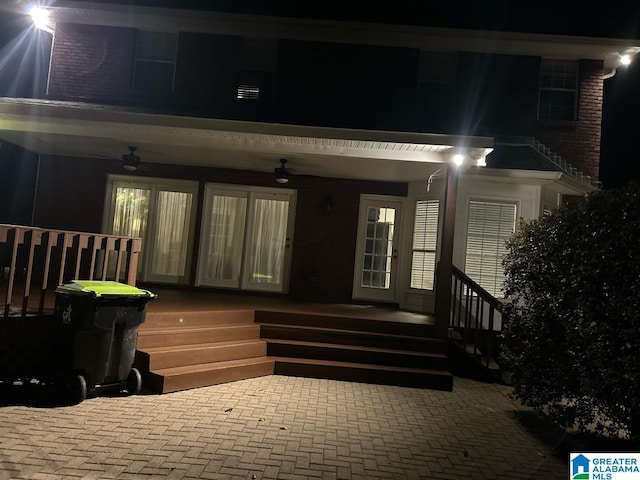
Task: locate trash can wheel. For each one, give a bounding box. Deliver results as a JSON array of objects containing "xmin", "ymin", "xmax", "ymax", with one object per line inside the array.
[
  {"xmin": 124, "ymin": 367, "xmax": 142, "ymax": 395},
  {"xmin": 67, "ymin": 373, "xmax": 87, "ymax": 405}
]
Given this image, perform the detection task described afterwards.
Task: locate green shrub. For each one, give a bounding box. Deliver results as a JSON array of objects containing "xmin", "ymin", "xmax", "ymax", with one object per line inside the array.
[{"xmin": 502, "ymin": 181, "xmax": 640, "ymax": 438}]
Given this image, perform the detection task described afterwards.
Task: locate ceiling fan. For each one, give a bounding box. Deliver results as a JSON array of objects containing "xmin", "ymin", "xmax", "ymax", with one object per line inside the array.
[
  {"xmin": 121, "ymin": 146, "xmax": 140, "ymax": 171},
  {"xmin": 120, "ymin": 146, "xmax": 149, "ymax": 172},
  {"xmin": 274, "ymin": 158, "xmax": 292, "ymax": 183}
]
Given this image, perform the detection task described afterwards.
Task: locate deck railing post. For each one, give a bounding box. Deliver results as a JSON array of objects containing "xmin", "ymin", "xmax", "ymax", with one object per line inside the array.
[{"xmin": 126, "ymin": 238, "xmax": 141, "ymax": 286}]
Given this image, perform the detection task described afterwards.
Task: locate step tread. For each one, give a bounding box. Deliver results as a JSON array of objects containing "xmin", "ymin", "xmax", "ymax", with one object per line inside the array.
[
  {"xmin": 138, "ymin": 324, "xmax": 258, "ymax": 335},
  {"xmin": 146, "ymin": 309, "xmax": 255, "ymax": 317},
  {"xmin": 142, "ymin": 310, "xmax": 255, "ymax": 327},
  {"xmin": 140, "ymin": 338, "xmax": 266, "ymax": 354},
  {"xmin": 263, "ymin": 338, "xmax": 446, "ymax": 357},
  {"xmin": 271, "ymin": 356, "xmax": 451, "ymax": 376},
  {"xmin": 260, "ymin": 322, "xmax": 441, "ymax": 342},
  {"xmin": 255, "ymin": 308, "xmax": 435, "ymax": 324},
  {"xmin": 154, "ymin": 356, "xmax": 273, "ymax": 376}
]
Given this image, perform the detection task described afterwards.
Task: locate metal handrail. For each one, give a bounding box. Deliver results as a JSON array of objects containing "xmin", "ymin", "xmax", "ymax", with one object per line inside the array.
[{"xmin": 449, "ymin": 265, "xmax": 505, "ymax": 376}]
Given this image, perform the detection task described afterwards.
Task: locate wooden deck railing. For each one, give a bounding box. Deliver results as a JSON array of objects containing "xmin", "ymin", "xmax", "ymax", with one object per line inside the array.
[
  {"xmin": 1, "ymin": 224, "xmax": 141, "ymax": 318},
  {"xmin": 450, "ymin": 265, "xmax": 506, "ymax": 377}
]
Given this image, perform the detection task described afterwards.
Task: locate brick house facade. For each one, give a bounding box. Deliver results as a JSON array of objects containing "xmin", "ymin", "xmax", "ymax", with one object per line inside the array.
[{"xmin": 1, "ymin": 2, "xmax": 638, "ymax": 308}]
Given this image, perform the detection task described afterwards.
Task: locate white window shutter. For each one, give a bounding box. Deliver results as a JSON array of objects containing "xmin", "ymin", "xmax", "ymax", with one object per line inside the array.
[
  {"xmin": 410, "ymin": 199, "xmax": 439, "ymax": 290},
  {"xmin": 464, "ymin": 200, "xmax": 517, "ymax": 297}
]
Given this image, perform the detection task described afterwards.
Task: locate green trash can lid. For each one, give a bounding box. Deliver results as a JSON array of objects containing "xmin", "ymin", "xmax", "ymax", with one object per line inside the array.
[{"xmin": 55, "ymin": 280, "xmax": 156, "ymax": 298}]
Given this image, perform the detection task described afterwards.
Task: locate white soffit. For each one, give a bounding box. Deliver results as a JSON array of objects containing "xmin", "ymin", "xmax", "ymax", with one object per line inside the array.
[{"xmin": 0, "ymin": 100, "xmax": 494, "ymax": 181}]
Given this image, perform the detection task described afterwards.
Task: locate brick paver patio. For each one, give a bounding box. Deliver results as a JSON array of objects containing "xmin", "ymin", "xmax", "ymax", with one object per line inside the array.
[{"xmin": 0, "ymin": 376, "xmax": 569, "ymax": 479}]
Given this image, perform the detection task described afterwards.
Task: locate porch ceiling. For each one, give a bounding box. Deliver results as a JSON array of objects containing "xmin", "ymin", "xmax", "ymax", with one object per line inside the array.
[{"xmin": 0, "ymin": 98, "xmax": 493, "ymax": 182}]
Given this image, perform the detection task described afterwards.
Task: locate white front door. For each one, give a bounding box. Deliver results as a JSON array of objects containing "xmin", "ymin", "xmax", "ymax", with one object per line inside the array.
[{"xmin": 353, "ymin": 197, "xmax": 403, "ymax": 303}]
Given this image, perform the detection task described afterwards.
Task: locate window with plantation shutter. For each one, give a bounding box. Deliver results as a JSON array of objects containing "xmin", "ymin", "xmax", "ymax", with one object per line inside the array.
[
  {"xmin": 464, "ymin": 200, "xmax": 517, "ymax": 297},
  {"xmin": 410, "ymin": 199, "xmax": 439, "ymax": 290},
  {"xmin": 236, "ymin": 38, "xmax": 276, "ymax": 101}
]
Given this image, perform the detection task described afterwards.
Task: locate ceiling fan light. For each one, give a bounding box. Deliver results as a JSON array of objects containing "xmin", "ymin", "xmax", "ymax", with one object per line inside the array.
[
  {"xmin": 274, "ymin": 158, "xmax": 290, "ymax": 183},
  {"xmin": 121, "ymin": 146, "xmax": 140, "ymax": 171}
]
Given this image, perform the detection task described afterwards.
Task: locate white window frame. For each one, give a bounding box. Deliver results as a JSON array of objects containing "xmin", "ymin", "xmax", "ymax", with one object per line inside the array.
[
  {"xmin": 133, "ymin": 30, "xmax": 178, "ymax": 93},
  {"xmin": 103, "ymin": 175, "xmax": 198, "ymax": 284},
  {"xmin": 196, "ymin": 183, "xmax": 296, "ymax": 293},
  {"xmin": 463, "ymin": 197, "xmax": 518, "ymax": 298},
  {"xmin": 236, "ymin": 38, "xmax": 277, "ymax": 101},
  {"xmin": 538, "ymin": 58, "xmax": 578, "ymax": 121},
  {"xmin": 409, "ymin": 198, "xmax": 440, "ymax": 291}
]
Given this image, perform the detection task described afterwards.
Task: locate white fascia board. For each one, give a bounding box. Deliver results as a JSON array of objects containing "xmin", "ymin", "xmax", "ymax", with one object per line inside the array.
[{"xmin": 463, "ymin": 167, "xmax": 596, "ymax": 194}]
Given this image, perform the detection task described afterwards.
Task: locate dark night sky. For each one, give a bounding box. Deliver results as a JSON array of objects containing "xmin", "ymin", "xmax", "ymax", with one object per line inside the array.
[{"xmin": 0, "ymin": 0, "xmax": 639, "ymax": 188}]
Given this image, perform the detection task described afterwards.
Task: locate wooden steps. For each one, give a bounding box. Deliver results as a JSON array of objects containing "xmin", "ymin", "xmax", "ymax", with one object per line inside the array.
[
  {"xmin": 256, "ymin": 310, "xmax": 453, "ymax": 391},
  {"xmin": 135, "ymin": 310, "xmax": 273, "ymax": 393},
  {"xmin": 137, "ymin": 324, "xmax": 261, "ymax": 349},
  {"xmin": 139, "ymin": 339, "xmax": 267, "ymax": 370},
  {"xmin": 259, "ymin": 323, "xmax": 446, "ymax": 353},
  {"xmin": 273, "ymin": 357, "xmax": 453, "ymax": 390},
  {"xmin": 145, "ymin": 357, "xmax": 275, "ymax": 393},
  {"xmin": 135, "ymin": 307, "xmax": 453, "ymax": 394},
  {"xmin": 265, "ymin": 338, "xmax": 449, "ymax": 370}
]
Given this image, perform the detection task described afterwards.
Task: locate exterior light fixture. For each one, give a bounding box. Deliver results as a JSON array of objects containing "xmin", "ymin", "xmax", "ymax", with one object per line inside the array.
[
  {"xmin": 26, "ymin": 4, "xmax": 53, "ymax": 33},
  {"xmin": 453, "ymin": 153, "xmax": 465, "ymax": 167},
  {"xmin": 620, "ymin": 54, "xmax": 632, "ymax": 66}
]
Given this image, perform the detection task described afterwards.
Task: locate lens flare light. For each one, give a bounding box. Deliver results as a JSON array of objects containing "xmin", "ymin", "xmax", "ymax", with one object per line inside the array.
[
  {"xmin": 620, "ymin": 54, "xmax": 632, "ymax": 66},
  {"xmin": 453, "ymin": 154, "xmax": 465, "ymax": 167},
  {"xmin": 25, "ymin": 4, "xmax": 53, "ymax": 33}
]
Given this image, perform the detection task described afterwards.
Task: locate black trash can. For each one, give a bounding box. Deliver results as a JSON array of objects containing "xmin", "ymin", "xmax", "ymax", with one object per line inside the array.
[{"xmin": 53, "ymin": 280, "xmax": 156, "ymax": 403}]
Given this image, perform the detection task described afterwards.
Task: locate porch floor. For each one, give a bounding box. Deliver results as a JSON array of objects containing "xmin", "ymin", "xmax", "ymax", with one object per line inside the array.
[
  {"xmin": 143, "ymin": 285, "xmax": 436, "ymax": 326},
  {"xmin": 2, "ymin": 280, "xmax": 435, "ymax": 327}
]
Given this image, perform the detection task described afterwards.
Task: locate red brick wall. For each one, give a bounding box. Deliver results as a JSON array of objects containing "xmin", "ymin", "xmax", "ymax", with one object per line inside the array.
[
  {"xmin": 33, "ymin": 155, "xmax": 407, "ymax": 303},
  {"xmin": 48, "ymin": 23, "xmax": 136, "ymax": 102},
  {"xmin": 33, "ymin": 156, "xmax": 111, "ymax": 232},
  {"xmin": 534, "ymin": 59, "xmax": 604, "ymax": 182}
]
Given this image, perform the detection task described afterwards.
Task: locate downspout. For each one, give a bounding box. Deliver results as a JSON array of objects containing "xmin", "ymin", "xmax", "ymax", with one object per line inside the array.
[{"xmin": 434, "ymin": 165, "xmax": 459, "ymax": 339}]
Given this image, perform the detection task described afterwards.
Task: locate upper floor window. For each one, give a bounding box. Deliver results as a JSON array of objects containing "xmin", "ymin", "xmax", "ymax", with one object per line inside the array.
[
  {"xmin": 416, "ymin": 51, "xmax": 457, "ymax": 131},
  {"xmin": 236, "ymin": 38, "xmax": 277, "ymax": 101},
  {"xmin": 538, "ymin": 59, "xmax": 578, "ymax": 121},
  {"xmin": 133, "ymin": 31, "xmax": 178, "ymax": 94}
]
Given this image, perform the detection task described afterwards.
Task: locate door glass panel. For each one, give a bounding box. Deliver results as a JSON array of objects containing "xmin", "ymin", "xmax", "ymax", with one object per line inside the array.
[
  {"xmin": 112, "ymin": 187, "xmax": 151, "ymax": 238},
  {"xmin": 361, "ymin": 206, "xmax": 395, "ymax": 289},
  {"xmin": 247, "ymin": 198, "xmax": 289, "ymax": 286},
  {"xmin": 151, "ymin": 190, "xmax": 193, "ymax": 276},
  {"xmin": 110, "ymin": 186, "xmax": 150, "ymax": 276},
  {"xmin": 203, "ymin": 195, "xmax": 247, "ymax": 283}
]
